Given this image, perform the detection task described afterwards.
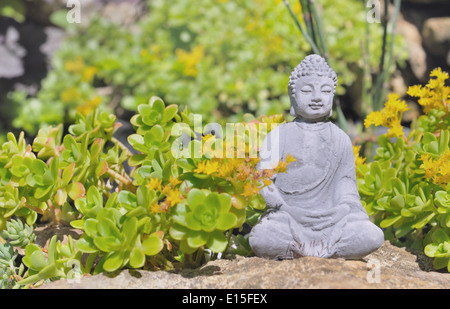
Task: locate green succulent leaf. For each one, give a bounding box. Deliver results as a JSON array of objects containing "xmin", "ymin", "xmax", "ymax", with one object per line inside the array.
[
  {"xmin": 206, "ymin": 230, "xmax": 228, "ymax": 253},
  {"xmin": 216, "ymin": 213, "xmax": 238, "ymax": 231},
  {"xmin": 432, "ymin": 228, "xmax": 450, "ymax": 244},
  {"xmin": 169, "ymin": 224, "xmax": 189, "ymax": 240},
  {"xmin": 162, "ymin": 105, "xmax": 178, "ymax": 123},
  {"xmin": 17, "ymin": 263, "xmax": 63, "ymax": 286},
  {"xmin": 186, "ymin": 230, "xmax": 209, "ymax": 248},
  {"xmin": 98, "ymin": 218, "xmax": 121, "ymax": 239},
  {"xmin": 142, "ymin": 234, "xmax": 164, "ymax": 256},
  {"xmin": 218, "ymin": 193, "xmax": 232, "ymax": 213},
  {"xmin": 145, "ymin": 125, "xmax": 165, "ymax": 145},
  {"xmin": 67, "ymin": 182, "xmax": 86, "ymax": 200},
  {"xmin": 187, "ymin": 189, "xmax": 206, "ymax": 210},
  {"xmin": 380, "ymin": 215, "xmax": 402, "ymax": 228},
  {"xmin": 23, "ymin": 245, "xmax": 47, "ymax": 271},
  {"xmin": 129, "ymin": 247, "xmax": 145, "ymax": 268},
  {"xmin": 179, "ymin": 239, "xmax": 198, "ymax": 255},
  {"xmin": 122, "ymin": 216, "xmax": 138, "ymax": 244},
  {"xmin": 102, "ymin": 251, "xmax": 126, "ymax": 272},
  {"xmin": 436, "ymin": 191, "xmax": 450, "ymax": 212},
  {"xmin": 117, "ymin": 191, "xmax": 138, "ymax": 210},
  {"xmin": 433, "ymin": 257, "xmax": 450, "ymax": 271},
  {"xmin": 76, "ymin": 236, "xmax": 98, "ymax": 253},
  {"xmin": 94, "ymin": 236, "xmax": 122, "ymax": 252}
]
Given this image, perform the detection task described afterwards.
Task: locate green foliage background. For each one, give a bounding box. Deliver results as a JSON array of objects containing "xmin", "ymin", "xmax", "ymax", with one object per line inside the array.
[{"xmin": 10, "ymin": 0, "xmax": 405, "ymax": 135}]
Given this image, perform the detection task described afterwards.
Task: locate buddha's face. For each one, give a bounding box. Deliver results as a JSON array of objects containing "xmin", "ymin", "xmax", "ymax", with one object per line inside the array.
[{"xmin": 291, "ymin": 74, "xmax": 334, "ymax": 121}]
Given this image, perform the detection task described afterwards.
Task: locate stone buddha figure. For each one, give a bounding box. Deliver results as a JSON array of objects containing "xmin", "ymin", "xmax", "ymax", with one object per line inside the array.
[{"xmin": 249, "ymin": 55, "xmax": 384, "ymax": 260}]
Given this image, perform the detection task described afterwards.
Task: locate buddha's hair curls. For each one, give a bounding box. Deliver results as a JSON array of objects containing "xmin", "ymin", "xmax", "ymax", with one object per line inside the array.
[{"xmin": 288, "ymin": 54, "xmax": 338, "ymax": 98}]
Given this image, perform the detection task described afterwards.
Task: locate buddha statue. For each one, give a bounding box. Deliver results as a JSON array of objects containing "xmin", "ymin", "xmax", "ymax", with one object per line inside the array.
[{"xmin": 249, "ymin": 55, "xmax": 384, "ymax": 260}]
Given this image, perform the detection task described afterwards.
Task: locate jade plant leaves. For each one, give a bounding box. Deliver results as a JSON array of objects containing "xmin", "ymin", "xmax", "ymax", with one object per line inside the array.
[
  {"xmin": 424, "ymin": 228, "xmax": 450, "ymax": 271},
  {"xmin": 1, "ymin": 95, "xmax": 283, "ymax": 280},
  {"xmin": 130, "ymin": 96, "xmax": 178, "ymax": 135},
  {"xmin": 74, "ymin": 186, "xmax": 102, "ymax": 218},
  {"xmin": 73, "ymin": 190, "xmax": 165, "ymax": 273},
  {"xmin": 142, "ymin": 233, "xmax": 164, "ymax": 256},
  {"xmin": 18, "ymin": 235, "xmax": 83, "ymax": 286},
  {"xmin": 22, "ymin": 244, "xmax": 47, "ymax": 272},
  {"xmin": 357, "ymin": 93, "xmax": 450, "ymax": 272}
]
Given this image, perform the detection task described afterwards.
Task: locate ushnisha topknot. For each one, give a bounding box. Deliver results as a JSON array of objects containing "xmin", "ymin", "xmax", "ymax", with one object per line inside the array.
[{"xmin": 288, "ymin": 54, "xmax": 338, "ymax": 98}]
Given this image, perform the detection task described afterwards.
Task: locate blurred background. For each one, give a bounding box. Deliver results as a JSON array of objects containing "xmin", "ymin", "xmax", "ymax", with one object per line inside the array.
[{"xmin": 0, "ymin": 0, "xmax": 449, "ymax": 148}]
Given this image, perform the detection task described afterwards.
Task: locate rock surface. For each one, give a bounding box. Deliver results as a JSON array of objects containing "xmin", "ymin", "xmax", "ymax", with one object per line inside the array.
[
  {"xmin": 40, "ymin": 241, "xmax": 449, "ymax": 289},
  {"xmin": 422, "ymin": 17, "xmax": 450, "ymax": 59}
]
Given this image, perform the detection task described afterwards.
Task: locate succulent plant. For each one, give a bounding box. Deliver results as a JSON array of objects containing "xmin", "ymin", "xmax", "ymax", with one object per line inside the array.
[
  {"xmin": 32, "ymin": 124, "xmax": 63, "ymax": 160},
  {"xmin": 424, "ymin": 228, "xmax": 450, "ymax": 272},
  {"xmin": 170, "ymin": 189, "xmax": 240, "ymax": 254},
  {"xmin": 72, "ymin": 186, "xmax": 164, "ymax": 273},
  {"xmin": 0, "ymin": 242, "xmax": 17, "ymax": 268},
  {"xmin": 130, "ymin": 97, "xmax": 178, "ymax": 135},
  {"xmin": 358, "ymin": 68, "xmax": 450, "ymax": 271},
  {"xmin": 0, "ymin": 219, "xmax": 36, "ymax": 248},
  {"xmin": 18, "ymin": 234, "xmax": 84, "ymax": 287},
  {"xmin": 0, "ymin": 95, "xmax": 286, "ymax": 281},
  {"xmin": 0, "ymin": 242, "xmax": 25, "ymax": 289}
]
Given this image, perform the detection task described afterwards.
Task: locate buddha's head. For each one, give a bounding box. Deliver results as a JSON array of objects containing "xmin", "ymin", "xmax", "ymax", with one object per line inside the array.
[{"xmin": 288, "ymin": 55, "xmax": 337, "ymax": 122}]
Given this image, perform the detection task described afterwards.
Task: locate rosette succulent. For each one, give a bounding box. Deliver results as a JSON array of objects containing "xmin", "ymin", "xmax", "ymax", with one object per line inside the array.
[
  {"xmin": 170, "ymin": 189, "xmax": 240, "ymax": 254},
  {"xmin": 0, "ymin": 219, "xmax": 35, "ymax": 248}
]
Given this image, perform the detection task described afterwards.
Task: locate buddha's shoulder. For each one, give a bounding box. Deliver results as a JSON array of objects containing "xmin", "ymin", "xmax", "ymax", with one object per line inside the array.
[
  {"xmin": 327, "ymin": 122, "xmax": 354, "ymax": 152},
  {"xmin": 328, "ymin": 122, "xmax": 351, "ymax": 140},
  {"xmin": 264, "ymin": 122, "xmax": 290, "ymax": 137},
  {"xmin": 268, "ymin": 121, "xmax": 351, "ymax": 137},
  {"xmin": 271, "ymin": 121, "xmax": 347, "ymax": 134}
]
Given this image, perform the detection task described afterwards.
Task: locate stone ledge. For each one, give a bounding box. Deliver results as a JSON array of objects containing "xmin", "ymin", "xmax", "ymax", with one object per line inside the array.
[{"xmin": 40, "ymin": 241, "xmax": 450, "ymax": 289}]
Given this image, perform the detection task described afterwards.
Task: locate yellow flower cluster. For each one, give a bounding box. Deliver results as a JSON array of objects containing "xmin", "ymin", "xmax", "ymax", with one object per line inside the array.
[
  {"xmin": 146, "ymin": 176, "xmax": 184, "ymax": 214},
  {"xmin": 194, "ymin": 160, "xmax": 220, "ymax": 175},
  {"xmin": 158, "ymin": 116, "xmax": 290, "ymax": 209},
  {"xmin": 364, "ymin": 93, "xmax": 409, "ymax": 138},
  {"xmin": 81, "ymin": 66, "xmax": 98, "ymax": 83},
  {"xmin": 407, "ymin": 68, "xmax": 450, "ymax": 114},
  {"xmin": 193, "ymin": 154, "xmax": 295, "ymax": 198},
  {"xmin": 420, "ymin": 150, "xmax": 450, "ymax": 187},
  {"xmin": 353, "ymin": 145, "xmax": 366, "ymax": 167},
  {"xmin": 64, "ymin": 57, "xmax": 85, "ymax": 73},
  {"xmin": 76, "ymin": 96, "xmax": 102, "ymax": 115},
  {"xmin": 60, "ymin": 87, "xmax": 80, "ymax": 103},
  {"xmin": 64, "ymin": 57, "xmax": 98, "ymax": 82},
  {"xmin": 175, "ymin": 45, "xmax": 205, "ymax": 77},
  {"xmin": 140, "ymin": 44, "xmax": 161, "ymax": 61},
  {"xmin": 62, "ymin": 57, "xmax": 100, "ymax": 113}
]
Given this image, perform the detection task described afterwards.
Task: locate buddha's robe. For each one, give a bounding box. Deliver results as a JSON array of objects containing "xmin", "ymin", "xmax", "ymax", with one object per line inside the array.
[{"xmin": 249, "ymin": 119, "xmax": 384, "ymax": 259}]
